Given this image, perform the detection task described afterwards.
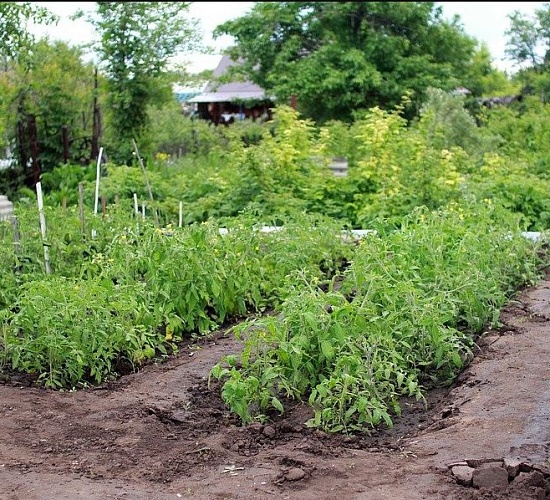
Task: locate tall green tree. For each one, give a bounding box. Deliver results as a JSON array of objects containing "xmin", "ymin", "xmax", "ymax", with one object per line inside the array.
[
  {"xmin": 213, "ymin": 2, "xmax": 480, "ymax": 123},
  {"xmin": 505, "ymin": 9, "xmax": 545, "ymax": 70},
  {"xmin": 1, "ymin": 40, "xmax": 97, "ymax": 190},
  {"xmin": 504, "ymin": 4, "xmax": 550, "ymax": 100},
  {"xmin": 461, "ymin": 42, "xmax": 519, "ymax": 97},
  {"xmin": 78, "ymin": 2, "xmax": 201, "ymax": 164},
  {"xmin": 0, "ymin": 2, "xmax": 57, "ymax": 156},
  {"xmin": 0, "ymin": 2, "xmax": 57, "ymax": 62}
]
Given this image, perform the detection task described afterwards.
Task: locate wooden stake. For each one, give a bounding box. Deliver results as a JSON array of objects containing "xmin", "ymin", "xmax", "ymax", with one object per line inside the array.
[
  {"xmin": 132, "ymin": 138, "xmax": 158, "ymax": 226},
  {"xmin": 179, "ymin": 201, "xmax": 183, "ymax": 228},
  {"xmin": 91, "ymin": 147, "xmax": 103, "ymax": 240},
  {"xmin": 94, "ymin": 146, "xmax": 103, "ymax": 215},
  {"xmin": 35, "ymin": 182, "xmax": 51, "ymax": 275},
  {"xmin": 11, "ymin": 216, "xmax": 21, "ymax": 273}
]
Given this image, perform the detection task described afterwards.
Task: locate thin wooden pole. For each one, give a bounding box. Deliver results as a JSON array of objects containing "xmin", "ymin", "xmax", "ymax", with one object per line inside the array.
[
  {"xmin": 133, "ymin": 193, "xmax": 139, "ymax": 216},
  {"xmin": 179, "ymin": 201, "xmax": 183, "ymax": 228},
  {"xmin": 91, "ymin": 147, "xmax": 103, "ymax": 239},
  {"xmin": 132, "ymin": 138, "xmax": 158, "ymax": 226},
  {"xmin": 35, "ymin": 182, "xmax": 51, "ymax": 275},
  {"xmin": 11, "ymin": 216, "xmax": 21, "ymax": 273},
  {"xmin": 101, "ymin": 195, "xmax": 106, "ymax": 216},
  {"xmin": 29, "ymin": 115, "xmax": 41, "ymax": 186},
  {"xmin": 93, "ymin": 146, "xmax": 103, "ymax": 215}
]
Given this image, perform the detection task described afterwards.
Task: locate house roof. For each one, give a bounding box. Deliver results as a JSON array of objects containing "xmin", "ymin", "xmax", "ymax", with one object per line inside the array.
[
  {"xmin": 173, "ymin": 83, "xmax": 207, "ymax": 102},
  {"xmin": 188, "ymin": 55, "xmax": 272, "ymax": 104}
]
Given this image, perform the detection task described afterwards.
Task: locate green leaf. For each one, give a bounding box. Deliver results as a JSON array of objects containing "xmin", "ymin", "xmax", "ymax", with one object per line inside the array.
[
  {"xmin": 320, "ymin": 340, "xmax": 333, "ymax": 360},
  {"xmin": 271, "ymin": 396, "xmax": 284, "ymax": 414}
]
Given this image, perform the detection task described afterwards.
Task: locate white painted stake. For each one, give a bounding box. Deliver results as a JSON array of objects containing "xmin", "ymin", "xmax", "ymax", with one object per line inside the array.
[
  {"xmin": 91, "ymin": 147, "xmax": 103, "ymax": 239},
  {"xmin": 93, "ymin": 147, "xmax": 103, "ymax": 215},
  {"xmin": 133, "ymin": 193, "xmax": 139, "ymax": 215},
  {"xmin": 179, "ymin": 201, "xmax": 183, "ymax": 228},
  {"xmin": 35, "ymin": 182, "xmax": 51, "ymax": 275},
  {"xmin": 142, "ymin": 202, "xmax": 145, "ymax": 220}
]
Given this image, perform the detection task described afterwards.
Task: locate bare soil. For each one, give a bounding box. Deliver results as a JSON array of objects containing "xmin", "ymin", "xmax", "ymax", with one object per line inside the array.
[{"xmin": 2, "ymin": 276, "xmax": 550, "ymax": 500}]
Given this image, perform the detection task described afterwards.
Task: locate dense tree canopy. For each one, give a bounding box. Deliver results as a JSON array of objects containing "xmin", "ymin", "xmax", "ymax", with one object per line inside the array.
[
  {"xmin": 0, "ymin": 40, "xmax": 97, "ymax": 191},
  {"xmin": 77, "ymin": 2, "xmax": 202, "ymax": 163},
  {"xmin": 504, "ymin": 4, "xmax": 550, "ymax": 101},
  {"xmin": 214, "ymin": 2, "xmax": 488, "ymax": 122},
  {"xmin": 0, "ymin": 2, "xmax": 57, "ymax": 62},
  {"xmin": 505, "ymin": 7, "xmax": 549, "ymax": 70}
]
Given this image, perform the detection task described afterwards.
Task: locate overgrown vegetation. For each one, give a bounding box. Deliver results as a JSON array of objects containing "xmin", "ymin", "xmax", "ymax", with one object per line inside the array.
[
  {"xmin": 1, "ymin": 100, "xmax": 549, "ymax": 434},
  {"xmin": 1, "ymin": 2, "xmax": 550, "ymax": 436},
  {"xmin": 210, "ymin": 203, "xmax": 543, "ymax": 432}
]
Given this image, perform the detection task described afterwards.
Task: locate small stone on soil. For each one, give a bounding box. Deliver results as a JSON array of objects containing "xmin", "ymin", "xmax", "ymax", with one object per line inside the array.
[{"xmin": 285, "ymin": 467, "xmax": 306, "ymax": 481}]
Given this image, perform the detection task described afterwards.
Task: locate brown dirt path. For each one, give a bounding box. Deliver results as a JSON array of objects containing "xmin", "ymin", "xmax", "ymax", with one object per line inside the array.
[{"xmin": 1, "ymin": 278, "xmax": 550, "ymax": 500}]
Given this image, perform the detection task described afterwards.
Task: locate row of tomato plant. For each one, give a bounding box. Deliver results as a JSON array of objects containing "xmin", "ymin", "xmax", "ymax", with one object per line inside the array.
[
  {"xmin": 1, "ymin": 98, "xmax": 549, "ymax": 432},
  {"xmin": 0, "ymin": 202, "xmax": 351, "ymax": 388},
  {"xmin": 210, "ymin": 202, "xmax": 545, "ymax": 433}
]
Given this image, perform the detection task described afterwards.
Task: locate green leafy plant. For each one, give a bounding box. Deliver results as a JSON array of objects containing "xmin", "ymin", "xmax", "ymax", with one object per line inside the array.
[
  {"xmin": 1, "ymin": 276, "xmax": 159, "ymax": 388},
  {"xmin": 210, "ymin": 203, "xmax": 544, "ymax": 432}
]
